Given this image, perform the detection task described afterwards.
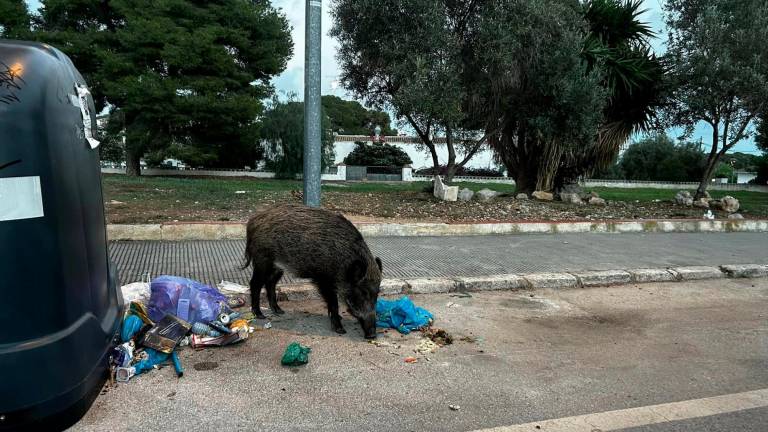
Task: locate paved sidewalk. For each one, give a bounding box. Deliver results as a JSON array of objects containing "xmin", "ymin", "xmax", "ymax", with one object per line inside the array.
[{"xmin": 110, "ymin": 232, "xmax": 768, "ymax": 285}]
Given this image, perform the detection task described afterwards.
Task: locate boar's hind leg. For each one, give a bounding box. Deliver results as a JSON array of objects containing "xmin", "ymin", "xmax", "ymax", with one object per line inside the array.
[
  {"xmin": 249, "ymin": 263, "xmax": 268, "ymax": 319},
  {"xmin": 318, "ymin": 281, "xmax": 345, "ymax": 334},
  {"xmin": 266, "ymin": 268, "xmax": 285, "ymax": 315}
]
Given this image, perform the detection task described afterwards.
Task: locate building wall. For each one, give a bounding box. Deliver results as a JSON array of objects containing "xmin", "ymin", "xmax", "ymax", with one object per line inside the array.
[
  {"xmin": 333, "ymin": 136, "xmax": 499, "ymax": 171},
  {"xmin": 736, "ymin": 172, "xmax": 757, "ymax": 184}
]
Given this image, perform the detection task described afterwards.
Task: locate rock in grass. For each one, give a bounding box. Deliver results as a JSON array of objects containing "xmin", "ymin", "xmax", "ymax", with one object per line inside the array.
[
  {"xmin": 458, "ymin": 188, "xmax": 474, "ymax": 201},
  {"xmin": 476, "ymin": 188, "xmax": 499, "ymax": 201},
  {"xmin": 588, "ymin": 196, "xmax": 606, "ymax": 206},
  {"xmin": 674, "ymin": 190, "xmax": 693, "ymax": 206}
]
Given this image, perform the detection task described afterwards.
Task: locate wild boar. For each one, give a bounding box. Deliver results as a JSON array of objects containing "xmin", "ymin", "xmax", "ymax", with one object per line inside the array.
[{"xmin": 243, "ymin": 204, "xmax": 382, "ymax": 338}]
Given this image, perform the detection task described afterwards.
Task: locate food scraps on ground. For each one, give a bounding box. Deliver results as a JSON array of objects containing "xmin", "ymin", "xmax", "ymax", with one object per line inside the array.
[
  {"xmin": 404, "ymin": 356, "xmax": 418, "ymax": 363},
  {"xmin": 422, "ymin": 327, "xmax": 454, "ymax": 346},
  {"xmin": 415, "ymin": 339, "xmax": 439, "ymax": 354}
]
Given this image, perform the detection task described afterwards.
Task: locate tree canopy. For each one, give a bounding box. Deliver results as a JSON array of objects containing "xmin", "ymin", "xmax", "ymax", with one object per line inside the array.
[
  {"xmin": 259, "ymin": 97, "xmax": 335, "ymax": 179},
  {"xmin": 322, "ymin": 96, "xmax": 396, "ymax": 136},
  {"xmin": 36, "ymin": 0, "xmax": 293, "ymax": 175},
  {"xmin": 0, "ymin": 0, "xmax": 31, "ymax": 39},
  {"xmin": 617, "ymin": 134, "xmax": 706, "ymax": 182},
  {"xmin": 331, "ymin": 0, "xmax": 661, "ymax": 190},
  {"xmin": 331, "ymin": 0, "xmax": 494, "ymax": 183},
  {"xmin": 663, "ymin": 0, "xmax": 768, "ymax": 197}
]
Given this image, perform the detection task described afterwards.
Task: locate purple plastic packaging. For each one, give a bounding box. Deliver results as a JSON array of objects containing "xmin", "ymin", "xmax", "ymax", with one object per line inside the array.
[{"xmin": 147, "ymin": 276, "xmax": 229, "ymax": 324}]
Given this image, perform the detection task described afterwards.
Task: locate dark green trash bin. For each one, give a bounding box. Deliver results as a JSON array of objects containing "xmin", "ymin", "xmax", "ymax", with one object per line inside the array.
[{"xmin": 0, "ymin": 40, "xmax": 122, "ymax": 431}]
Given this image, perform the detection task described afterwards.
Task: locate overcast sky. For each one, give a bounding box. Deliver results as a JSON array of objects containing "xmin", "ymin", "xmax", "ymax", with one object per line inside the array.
[{"xmin": 23, "ymin": 0, "xmax": 759, "ymax": 154}]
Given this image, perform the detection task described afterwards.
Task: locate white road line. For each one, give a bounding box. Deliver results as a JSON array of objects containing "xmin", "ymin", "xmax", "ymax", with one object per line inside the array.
[{"xmin": 472, "ymin": 388, "xmax": 768, "ymax": 432}]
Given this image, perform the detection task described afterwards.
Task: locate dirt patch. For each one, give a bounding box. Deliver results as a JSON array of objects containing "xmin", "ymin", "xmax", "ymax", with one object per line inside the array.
[
  {"xmin": 193, "ymin": 361, "xmax": 219, "ymax": 371},
  {"xmin": 102, "ymin": 176, "xmax": 767, "ymax": 224},
  {"xmin": 500, "ymin": 297, "xmax": 551, "ymax": 310},
  {"xmin": 523, "ymin": 311, "xmax": 649, "ymax": 335}
]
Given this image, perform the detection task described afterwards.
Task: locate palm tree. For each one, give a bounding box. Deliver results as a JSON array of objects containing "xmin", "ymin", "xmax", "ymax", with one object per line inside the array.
[{"xmin": 556, "ymin": 0, "xmax": 664, "ymax": 188}]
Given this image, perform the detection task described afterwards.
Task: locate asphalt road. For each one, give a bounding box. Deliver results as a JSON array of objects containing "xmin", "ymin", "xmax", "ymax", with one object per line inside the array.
[
  {"xmin": 110, "ymin": 232, "xmax": 768, "ymax": 285},
  {"xmin": 71, "ymin": 278, "xmax": 768, "ymax": 431}
]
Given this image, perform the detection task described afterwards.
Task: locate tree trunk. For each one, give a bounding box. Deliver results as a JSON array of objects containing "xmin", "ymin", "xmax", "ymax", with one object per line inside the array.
[
  {"xmin": 695, "ymin": 123, "xmax": 721, "ymax": 200},
  {"xmin": 513, "ymin": 169, "xmax": 537, "ymax": 196},
  {"xmin": 445, "ymin": 125, "xmax": 457, "ymax": 183},
  {"xmin": 695, "ymin": 158, "xmax": 719, "ymax": 200},
  {"xmin": 125, "ymin": 147, "xmax": 142, "ymax": 177},
  {"xmin": 427, "ymin": 144, "xmax": 440, "ymax": 176}
]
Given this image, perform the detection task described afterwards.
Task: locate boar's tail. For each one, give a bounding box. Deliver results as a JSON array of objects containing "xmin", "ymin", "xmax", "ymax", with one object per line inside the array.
[{"xmin": 240, "ymin": 236, "xmax": 253, "ymax": 270}]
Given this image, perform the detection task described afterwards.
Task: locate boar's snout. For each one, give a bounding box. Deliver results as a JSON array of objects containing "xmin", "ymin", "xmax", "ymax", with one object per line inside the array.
[{"xmin": 358, "ymin": 312, "xmax": 377, "ymax": 339}]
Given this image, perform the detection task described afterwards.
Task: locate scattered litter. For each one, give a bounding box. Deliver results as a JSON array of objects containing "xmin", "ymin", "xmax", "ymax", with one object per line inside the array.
[
  {"xmin": 234, "ymin": 191, "xmax": 247, "ymax": 194},
  {"xmin": 171, "ymin": 351, "xmax": 184, "ymax": 377},
  {"xmin": 281, "ymin": 342, "xmax": 311, "ymax": 366},
  {"xmin": 369, "ymin": 340, "xmax": 400, "ymax": 349},
  {"xmin": 191, "ymin": 332, "xmax": 247, "ymax": 348},
  {"xmin": 376, "ymin": 296, "xmax": 433, "ymax": 334},
  {"xmin": 264, "ymin": 322, "xmax": 273, "ymax": 330},
  {"xmin": 446, "ymin": 302, "xmax": 460, "ymax": 308},
  {"xmin": 415, "ymin": 339, "xmax": 439, "ymax": 354},
  {"xmin": 218, "ymin": 280, "xmax": 250, "ymax": 295},
  {"xmin": 207, "ymin": 320, "xmax": 233, "ymax": 335},
  {"xmin": 422, "ymin": 327, "xmax": 453, "ymax": 346},
  {"xmin": 148, "ymin": 276, "xmax": 230, "ymax": 325},
  {"xmin": 404, "ymin": 356, "xmax": 418, "ymax": 364},
  {"xmin": 142, "ymin": 314, "xmax": 192, "ymax": 353},
  {"xmin": 227, "ymin": 296, "xmax": 246, "ymax": 309},
  {"xmin": 191, "ymin": 322, "xmax": 222, "ymax": 338},
  {"xmin": 120, "ymin": 282, "xmax": 150, "ymax": 304},
  {"xmin": 108, "ymin": 200, "xmax": 126, "ymax": 205},
  {"xmin": 121, "ymin": 315, "xmax": 145, "ymax": 343},
  {"xmin": 449, "ymin": 405, "xmax": 460, "ymax": 411},
  {"xmin": 112, "ymin": 276, "xmax": 260, "ymax": 384},
  {"xmin": 704, "ymin": 210, "xmax": 715, "ymax": 220}
]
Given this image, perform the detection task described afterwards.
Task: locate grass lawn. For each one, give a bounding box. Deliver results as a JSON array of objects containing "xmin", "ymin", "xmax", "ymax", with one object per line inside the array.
[
  {"xmin": 591, "ymin": 187, "xmax": 768, "ymax": 216},
  {"xmin": 102, "ymin": 175, "xmax": 768, "ymax": 224}
]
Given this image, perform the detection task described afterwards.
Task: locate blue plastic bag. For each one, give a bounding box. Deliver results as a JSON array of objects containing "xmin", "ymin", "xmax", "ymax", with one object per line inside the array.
[
  {"xmin": 147, "ymin": 276, "xmax": 229, "ymax": 324},
  {"xmin": 375, "ymin": 296, "xmax": 433, "ymax": 334}
]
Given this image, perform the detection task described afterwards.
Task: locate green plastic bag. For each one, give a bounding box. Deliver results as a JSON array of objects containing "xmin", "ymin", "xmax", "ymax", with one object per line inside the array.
[{"xmin": 281, "ymin": 342, "xmax": 311, "ymax": 366}]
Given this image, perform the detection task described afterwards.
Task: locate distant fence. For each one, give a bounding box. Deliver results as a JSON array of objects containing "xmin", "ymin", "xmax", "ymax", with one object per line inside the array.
[
  {"xmin": 583, "ymin": 179, "xmax": 768, "ymax": 193},
  {"xmin": 412, "ymin": 175, "xmax": 514, "ymax": 184},
  {"xmin": 101, "ymin": 167, "xmax": 345, "ymax": 181}
]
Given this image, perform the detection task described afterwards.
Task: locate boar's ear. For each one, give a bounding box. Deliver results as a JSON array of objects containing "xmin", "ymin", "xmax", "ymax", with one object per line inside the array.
[
  {"xmin": 347, "ymin": 259, "xmax": 368, "ymax": 283},
  {"xmin": 375, "ymin": 257, "xmax": 383, "ymax": 272}
]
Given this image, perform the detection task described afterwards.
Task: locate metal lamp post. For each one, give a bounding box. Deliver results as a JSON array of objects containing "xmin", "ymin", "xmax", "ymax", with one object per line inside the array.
[{"xmin": 303, "ymin": 0, "xmax": 323, "ymax": 207}]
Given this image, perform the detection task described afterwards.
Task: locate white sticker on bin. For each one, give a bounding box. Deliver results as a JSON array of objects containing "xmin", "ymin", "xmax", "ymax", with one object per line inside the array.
[{"xmin": 0, "ymin": 176, "xmax": 45, "ymax": 221}]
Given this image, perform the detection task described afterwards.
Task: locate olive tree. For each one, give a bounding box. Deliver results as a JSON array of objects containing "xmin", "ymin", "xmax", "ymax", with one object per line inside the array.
[{"xmin": 663, "ymin": 0, "xmax": 768, "ymax": 199}]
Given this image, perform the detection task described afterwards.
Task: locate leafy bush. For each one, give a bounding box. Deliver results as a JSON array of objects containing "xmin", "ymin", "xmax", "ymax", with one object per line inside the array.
[
  {"xmin": 343, "ymin": 142, "xmax": 412, "ymax": 167},
  {"xmin": 415, "ymin": 165, "xmax": 504, "ymax": 177},
  {"xmin": 750, "ymin": 155, "xmax": 768, "ymax": 185}
]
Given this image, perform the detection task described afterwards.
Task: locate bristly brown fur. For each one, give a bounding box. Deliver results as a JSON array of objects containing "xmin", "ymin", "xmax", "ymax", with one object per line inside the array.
[{"xmin": 243, "ymin": 204, "xmax": 382, "ymax": 338}]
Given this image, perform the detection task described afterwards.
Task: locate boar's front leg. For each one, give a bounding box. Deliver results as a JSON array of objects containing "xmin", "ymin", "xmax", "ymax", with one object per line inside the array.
[{"xmin": 318, "ymin": 281, "xmax": 345, "ymax": 334}]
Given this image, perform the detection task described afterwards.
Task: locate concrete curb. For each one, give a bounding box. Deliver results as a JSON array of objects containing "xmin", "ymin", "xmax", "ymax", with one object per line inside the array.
[
  {"xmin": 107, "ymin": 219, "xmax": 768, "ymax": 241},
  {"xmin": 272, "ymin": 263, "xmax": 767, "ymax": 301}
]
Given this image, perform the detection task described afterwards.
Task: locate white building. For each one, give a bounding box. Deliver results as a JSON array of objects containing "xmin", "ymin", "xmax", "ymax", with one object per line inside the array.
[
  {"xmin": 735, "ymin": 171, "xmax": 757, "ymax": 184},
  {"xmin": 332, "ymin": 135, "xmax": 500, "ymax": 172}
]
